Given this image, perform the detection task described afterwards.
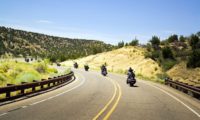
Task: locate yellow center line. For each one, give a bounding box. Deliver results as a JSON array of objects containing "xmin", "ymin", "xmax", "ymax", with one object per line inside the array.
[
  {"xmin": 103, "ymin": 79, "xmax": 122, "ymax": 120},
  {"xmin": 92, "ymin": 77, "xmax": 117, "ymax": 120},
  {"xmin": 92, "ymin": 76, "xmax": 122, "ymax": 120}
]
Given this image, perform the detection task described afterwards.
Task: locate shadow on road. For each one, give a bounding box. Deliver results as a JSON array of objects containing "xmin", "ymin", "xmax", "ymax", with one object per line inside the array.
[{"xmin": 131, "ymin": 85, "xmax": 139, "ymax": 87}]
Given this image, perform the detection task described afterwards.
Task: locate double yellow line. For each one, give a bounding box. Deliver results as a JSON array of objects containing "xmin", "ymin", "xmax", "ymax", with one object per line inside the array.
[{"xmin": 93, "ymin": 77, "xmax": 122, "ymax": 120}]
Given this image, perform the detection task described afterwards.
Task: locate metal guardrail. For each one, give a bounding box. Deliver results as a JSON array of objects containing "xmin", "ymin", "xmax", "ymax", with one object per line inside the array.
[
  {"xmin": 165, "ymin": 78, "xmax": 200, "ymax": 99},
  {"xmin": 0, "ymin": 72, "xmax": 74, "ymax": 102}
]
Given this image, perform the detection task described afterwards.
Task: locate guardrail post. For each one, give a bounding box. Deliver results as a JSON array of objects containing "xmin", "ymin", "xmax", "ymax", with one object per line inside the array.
[
  {"xmin": 21, "ymin": 89, "xmax": 25, "ymax": 94},
  {"xmin": 6, "ymin": 92, "xmax": 11, "ymax": 98},
  {"xmin": 6, "ymin": 84, "xmax": 15, "ymax": 98},
  {"xmin": 32, "ymin": 86, "xmax": 35, "ymax": 92},
  {"xmin": 41, "ymin": 84, "xmax": 44, "ymax": 89}
]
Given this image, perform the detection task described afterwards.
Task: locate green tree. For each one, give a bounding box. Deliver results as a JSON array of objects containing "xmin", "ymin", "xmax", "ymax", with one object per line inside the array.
[
  {"xmin": 189, "ymin": 34, "xmax": 200, "ymax": 50},
  {"xmin": 167, "ymin": 34, "xmax": 178, "ymax": 43},
  {"xmin": 150, "ymin": 36, "xmax": 160, "ymax": 50},
  {"xmin": 187, "ymin": 49, "xmax": 200, "ymax": 68},
  {"xmin": 117, "ymin": 41, "xmax": 124, "ymax": 48},
  {"xmin": 129, "ymin": 39, "xmax": 139, "ymax": 46},
  {"xmin": 197, "ymin": 31, "xmax": 200, "ymax": 37},
  {"xmin": 187, "ymin": 34, "xmax": 200, "ymax": 68},
  {"xmin": 179, "ymin": 35, "xmax": 186, "ymax": 42},
  {"xmin": 0, "ymin": 37, "xmax": 6, "ymax": 55},
  {"xmin": 162, "ymin": 46, "xmax": 175, "ymax": 59}
]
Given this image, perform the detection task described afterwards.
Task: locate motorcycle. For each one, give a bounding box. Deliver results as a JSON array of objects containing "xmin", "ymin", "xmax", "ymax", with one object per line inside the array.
[
  {"xmin": 84, "ymin": 65, "xmax": 89, "ymax": 71},
  {"xmin": 127, "ymin": 75, "xmax": 136, "ymax": 87},
  {"xmin": 74, "ymin": 63, "xmax": 78, "ymax": 69},
  {"xmin": 101, "ymin": 70, "xmax": 107, "ymax": 76}
]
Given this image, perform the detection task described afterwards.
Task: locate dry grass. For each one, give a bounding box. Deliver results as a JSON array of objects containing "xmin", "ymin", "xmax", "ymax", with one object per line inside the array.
[{"xmin": 167, "ymin": 62, "xmax": 200, "ymax": 86}]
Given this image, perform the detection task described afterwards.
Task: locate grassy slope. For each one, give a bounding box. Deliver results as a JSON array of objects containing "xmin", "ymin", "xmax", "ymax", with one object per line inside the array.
[
  {"xmin": 0, "ymin": 60, "xmax": 60, "ymax": 87},
  {"xmin": 167, "ymin": 62, "xmax": 200, "ymax": 86},
  {"xmin": 62, "ymin": 46, "xmax": 162, "ymax": 79}
]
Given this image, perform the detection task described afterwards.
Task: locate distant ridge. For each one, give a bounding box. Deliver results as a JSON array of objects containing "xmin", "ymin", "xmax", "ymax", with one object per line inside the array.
[{"xmin": 0, "ymin": 26, "xmax": 113, "ymax": 61}]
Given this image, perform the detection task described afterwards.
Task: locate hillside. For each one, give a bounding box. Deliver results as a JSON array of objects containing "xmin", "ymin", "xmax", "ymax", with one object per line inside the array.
[
  {"xmin": 0, "ymin": 26, "xmax": 113, "ymax": 61},
  {"xmin": 167, "ymin": 62, "xmax": 200, "ymax": 86},
  {"xmin": 62, "ymin": 46, "xmax": 162, "ymax": 79},
  {"xmin": 62, "ymin": 46, "xmax": 200, "ymax": 86}
]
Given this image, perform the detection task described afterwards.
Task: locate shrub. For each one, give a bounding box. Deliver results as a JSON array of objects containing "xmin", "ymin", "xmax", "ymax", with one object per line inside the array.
[
  {"xmin": 34, "ymin": 62, "xmax": 47, "ymax": 73},
  {"xmin": 179, "ymin": 35, "xmax": 186, "ymax": 42},
  {"xmin": 154, "ymin": 67, "xmax": 158, "ymax": 71},
  {"xmin": 156, "ymin": 73, "xmax": 169, "ymax": 80},
  {"xmin": 167, "ymin": 34, "xmax": 178, "ymax": 43},
  {"xmin": 151, "ymin": 50, "xmax": 160, "ymax": 60},
  {"xmin": 162, "ymin": 46, "xmax": 175, "ymax": 59},
  {"xmin": 0, "ymin": 63, "xmax": 10, "ymax": 72},
  {"xmin": 161, "ymin": 59, "xmax": 177, "ymax": 71},
  {"xmin": 0, "ymin": 73, "xmax": 7, "ymax": 82},
  {"xmin": 150, "ymin": 36, "xmax": 160, "ymax": 50},
  {"xmin": 144, "ymin": 52, "xmax": 151, "ymax": 58},
  {"xmin": 117, "ymin": 41, "xmax": 124, "ymax": 48},
  {"xmin": 63, "ymin": 68, "xmax": 71, "ymax": 74},
  {"xmin": 47, "ymin": 68, "xmax": 58, "ymax": 73},
  {"xmin": 15, "ymin": 71, "xmax": 41, "ymax": 83},
  {"xmin": 129, "ymin": 39, "xmax": 139, "ymax": 46},
  {"xmin": 187, "ymin": 49, "xmax": 200, "ymax": 68},
  {"xmin": 189, "ymin": 34, "xmax": 199, "ymax": 50}
]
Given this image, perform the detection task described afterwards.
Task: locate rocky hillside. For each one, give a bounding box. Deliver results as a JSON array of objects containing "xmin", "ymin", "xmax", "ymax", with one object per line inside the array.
[{"xmin": 0, "ymin": 26, "xmax": 113, "ymax": 61}]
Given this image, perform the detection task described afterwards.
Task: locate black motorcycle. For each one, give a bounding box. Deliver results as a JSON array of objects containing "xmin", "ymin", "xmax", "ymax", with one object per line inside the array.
[
  {"xmin": 127, "ymin": 73, "xmax": 136, "ymax": 87},
  {"xmin": 74, "ymin": 62, "xmax": 78, "ymax": 69},
  {"xmin": 84, "ymin": 65, "xmax": 89, "ymax": 71},
  {"xmin": 102, "ymin": 70, "xmax": 107, "ymax": 76}
]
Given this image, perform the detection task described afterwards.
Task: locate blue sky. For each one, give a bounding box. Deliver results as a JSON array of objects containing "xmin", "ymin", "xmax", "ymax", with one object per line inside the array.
[{"xmin": 0, "ymin": 0, "xmax": 200, "ymax": 44}]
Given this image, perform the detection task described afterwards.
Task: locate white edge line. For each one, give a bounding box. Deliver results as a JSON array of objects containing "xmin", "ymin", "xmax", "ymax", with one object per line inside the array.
[
  {"xmin": 0, "ymin": 113, "xmax": 8, "ymax": 117},
  {"xmin": 30, "ymin": 73, "xmax": 85, "ymax": 105},
  {"xmin": 30, "ymin": 99, "xmax": 47, "ymax": 105},
  {"xmin": 141, "ymin": 81, "xmax": 200, "ymax": 118},
  {"xmin": 0, "ymin": 73, "xmax": 85, "ymax": 117},
  {"xmin": 21, "ymin": 106, "xmax": 27, "ymax": 108}
]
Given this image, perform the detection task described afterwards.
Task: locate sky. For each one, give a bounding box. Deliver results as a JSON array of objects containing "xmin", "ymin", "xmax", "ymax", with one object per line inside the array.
[{"xmin": 0, "ymin": 0, "xmax": 200, "ymax": 45}]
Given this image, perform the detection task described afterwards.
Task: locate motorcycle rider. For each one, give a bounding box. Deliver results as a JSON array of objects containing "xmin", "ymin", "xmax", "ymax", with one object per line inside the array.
[
  {"xmin": 101, "ymin": 64, "xmax": 107, "ymax": 75},
  {"xmin": 84, "ymin": 64, "xmax": 89, "ymax": 71},
  {"xmin": 127, "ymin": 67, "xmax": 135, "ymax": 79},
  {"xmin": 74, "ymin": 62, "xmax": 78, "ymax": 68}
]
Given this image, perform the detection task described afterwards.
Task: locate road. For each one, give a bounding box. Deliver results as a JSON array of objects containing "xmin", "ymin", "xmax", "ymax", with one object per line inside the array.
[{"xmin": 0, "ymin": 69, "xmax": 200, "ymax": 120}]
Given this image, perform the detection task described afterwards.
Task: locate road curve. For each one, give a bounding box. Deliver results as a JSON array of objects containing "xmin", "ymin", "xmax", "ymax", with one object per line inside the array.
[{"xmin": 0, "ymin": 69, "xmax": 200, "ymax": 120}]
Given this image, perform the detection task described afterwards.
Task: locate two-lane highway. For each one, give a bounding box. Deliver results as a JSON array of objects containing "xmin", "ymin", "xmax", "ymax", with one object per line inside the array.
[{"xmin": 0, "ymin": 69, "xmax": 200, "ymax": 120}]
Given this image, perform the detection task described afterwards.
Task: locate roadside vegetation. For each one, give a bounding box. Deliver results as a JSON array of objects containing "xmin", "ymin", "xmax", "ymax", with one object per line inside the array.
[{"xmin": 0, "ymin": 59, "xmax": 60, "ymax": 87}]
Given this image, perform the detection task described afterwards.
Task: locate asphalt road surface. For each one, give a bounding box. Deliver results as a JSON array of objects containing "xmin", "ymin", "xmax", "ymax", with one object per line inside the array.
[{"xmin": 0, "ymin": 69, "xmax": 200, "ymax": 120}]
